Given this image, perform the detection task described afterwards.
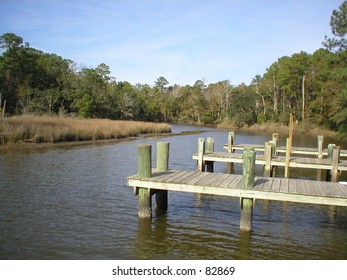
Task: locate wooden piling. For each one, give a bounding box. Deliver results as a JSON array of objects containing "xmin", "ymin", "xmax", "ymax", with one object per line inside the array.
[
  {"xmin": 284, "ymin": 138, "xmax": 291, "ymax": 178},
  {"xmin": 157, "ymin": 142, "xmax": 170, "ymax": 172},
  {"xmin": 240, "ymin": 147, "xmax": 255, "ymax": 231},
  {"xmin": 264, "ymin": 142, "xmax": 272, "ymax": 177},
  {"xmin": 198, "ymin": 138, "xmax": 205, "ymax": 172},
  {"xmin": 156, "ymin": 142, "xmax": 169, "ymax": 212},
  {"xmin": 317, "ymin": 135, "xmax": 324, "ymax": 159},
  {"xmin": 331, "ymin": 146, "xmax": 340, "ymax": 182},
  {"xmin": 326, "ymin": 144, "xmax": 336, "ymax": 181},
  {"xmin": 272, "ymin": 133, "xmax": 279, "ymax": 155},
  {"xmin": 316, "ymin": 135, "xmax": 324, "ymax": 180},
  {"xmin": 206, "ymin": 137, "xmax": 214, "ymax": 172},
  {"xmin": 137, "ymin": 144, "xmax": 152, "ymax": 218},
  {"xmin": 227, "ymin": 131, "xmax": 235, "ymax": 174}
]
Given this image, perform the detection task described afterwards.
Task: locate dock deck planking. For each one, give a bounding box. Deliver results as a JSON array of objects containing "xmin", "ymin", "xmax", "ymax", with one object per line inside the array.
[
  {"xmin": 295, "ymin": 179, "xmax": 306, "ymax": 195},
  {"xmin": 127, "ymin": 170, "xmax": 347, "ymax": 207}
]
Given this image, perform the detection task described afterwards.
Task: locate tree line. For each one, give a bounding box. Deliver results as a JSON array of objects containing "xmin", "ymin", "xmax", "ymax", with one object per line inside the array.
[{"xmin": 1, "ymin": 1, "xmax": 346, "ymax": 139}]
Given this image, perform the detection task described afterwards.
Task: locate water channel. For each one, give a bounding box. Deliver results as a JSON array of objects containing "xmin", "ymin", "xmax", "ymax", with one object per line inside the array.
[{"xmin": 1, "ymin": 124, "xmax": 347, "ymax": 259}]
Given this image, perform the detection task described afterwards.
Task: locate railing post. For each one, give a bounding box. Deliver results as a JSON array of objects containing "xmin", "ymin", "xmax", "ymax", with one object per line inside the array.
[
  {"xmin": 240, "ymin": 147, "xmax": 255, "ymax": 231},
  {"xmin": 317, "ymin": 135, "xmax": 324, "ymax": 159},
  {"xmin": 326, "ymin": 144, "xmax": 336, "ymax": 181},
  {"xmin": 155, "ymin": 142, "xmax": 169, "ymax": 212},
  {"xmin": 316, "ymin": 135, "xmax": 324, "ymax": 180},
  {"xmin": 206, "ymin": 137, "xmax": 214, "ymax": 172},
  {"xmin": 264, "ymin": 142, "xmax": 272, "ymax": 177},
  {"xmin": 198, "ymin": 138, "xmax": 205, "ymax": 172},
  {"xmin": 272, "ymin": 133, "xmax": 279, "ymax": 155},
  {"xmin": 331, "ymin": 146, "xmax": 340, "ymax": 182},
  {"xmin": 227, "ymin": 131, "xmax": 235, "ymax": 174},
  {"xmin": 137, "ymin": 144, "xmax": 152, "ymax": 218},
  {"xmin": 284, "ymin": 138, "xmax": 291, "ymax": 178}
]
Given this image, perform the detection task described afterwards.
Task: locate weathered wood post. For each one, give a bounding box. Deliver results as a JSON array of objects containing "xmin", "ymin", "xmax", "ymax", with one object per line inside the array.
[
  {"xmin": 156, "ymin": 142, "xmax": 169, "ymax": 212},
  {"xmin": 331, "ymin": 146, "xmax": 340, "ymax": 182},
  {"xmin": 326, "ymin": 144, "xmax": 336, "ymax": 181},
  {"xmin": 284, "ymin": 138, "xmax": 291, "ymax": 178},
  {"xmin": 138, "ymin": 144, "xmax": 152, "ymax": 218},
  {"xmin": 317, "ymin": 135, "xmax": 324, "ymax": 159},
  {"xmin": 240, "ymin": 147, "xmax": 255, "ymax": 231},
  {"xmin": 272, "ymin": 133, "xmax": 279, "ymax": 155},
  {"xmin": 264, "ymin": 141, "xmax": 272, "ymax": 177},
  {"xmin": 206, "ymin": 137, "xmax": 214, "ymax": 172},
  {"xmin": 198, "ymin": 138, "xmax": 205, "ymax": 172},
  {"xmin": 227, "ymin": 131, "xmax": 235, "ymax": 174},
  {"xmin": 316, "ymin": 135, "xmax": 324, "ymax": 180}
]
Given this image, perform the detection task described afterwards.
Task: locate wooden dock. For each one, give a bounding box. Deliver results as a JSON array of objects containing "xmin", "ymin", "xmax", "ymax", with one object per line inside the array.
[
  {"xmin": 127, "ymin": 142, "xmax": 347, "ymax": 232},
  {"xmin": 224, "ymin": 144, "xmax": 347, "ymax": 157},
  {"xmin": 128, "ymin": 170, "xmax": 347, "ymax": 207},
  {"xmin": 223, "ymin": 132, "xmax": 347, "ymax": 158},
  {"xmin": 192, "ymin": 151, "xmax": 347, "ymax": 171}
]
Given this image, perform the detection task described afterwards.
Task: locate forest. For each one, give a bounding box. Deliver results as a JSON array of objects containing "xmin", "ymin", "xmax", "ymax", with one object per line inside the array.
[{"xmin": 0, "ymin": 2, "xmax": 346, "ymax": 139}]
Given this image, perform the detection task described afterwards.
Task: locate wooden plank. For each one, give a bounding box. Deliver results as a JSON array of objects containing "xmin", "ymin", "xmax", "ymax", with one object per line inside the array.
[
  {"xmin": 296, "ymin": 179, "xmax": 306, "ymax": 195},
  {"xmin": 288, "ymin": 178, "xmax": 297, "ymax": 194},
  {"xmin": 260, "ymin": 177, "xmax": 274, "ymax": 192},
  {"xmin": 175, "ymin": 171, "xmax": 202, "ymax": 184},
  {"xmin": 202, "ymin": 173, "xmax": 224, "ymax": 186},
  {"xmin": 271, "ymin": 178, "xmax": 281, "ymax": 192},
  {"xmin": 253, "ymin": 176, "xmax": 268, "ymax": 191},
  {"xmin": 187, "ymin": 172, "xmax": 211, "ymax": 185},
  {"xmin": 316, "ymin": 180, "xmax": 336, "ymax": 197},
  {"xmin": 218, "ymin": 174, "xmax": 240, "ymax": 188},
  {"xmin": 280, "ymin": 178, "xmax": 289, "ymax": 193},
  {"xmin": 212, "ymin": 173, "xmax": 232, "ymax": 186},
  {"xmin": 234, "ymin": 176, "xmax": 244, "ymax": 188},
  {"xmin": 311, "ymin": 181, "xmax": 326, "ymax": 196},
  {"xmin": 338, "ymin": 184, "xmax": 347, "ymax": 196},
  {"xmin": 162, "ymin": 170, "xmax": 189, "ymax": 183},
  {"xmin": 304, "ymin": 179, "xmax": 317, "ymax": 196},
  {"xmin": 227, "ymin": 175, "xmax": 243, "ymax": 188},
  {"xmin": 327, "ymin": 182, "xmax": 347, "ymax": 197}
]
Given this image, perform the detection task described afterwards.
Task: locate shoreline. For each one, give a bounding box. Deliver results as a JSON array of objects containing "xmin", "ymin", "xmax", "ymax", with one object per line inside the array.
[
  {"xmin": 0, "ymin": 130, "xmax": 211, "ymax": 151},
  {"xmin": 1, "ymin": 120, "xmax": 340, "ymax": 151},
  {"xmin": 217, "ymin": 122, "xmax": 336, "ymax": 138}
]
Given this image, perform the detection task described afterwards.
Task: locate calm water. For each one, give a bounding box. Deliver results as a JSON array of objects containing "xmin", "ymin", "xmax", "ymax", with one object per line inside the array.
[{"xmin": 1, "ymin": 125, "xmax": 347, "ymax": 260}]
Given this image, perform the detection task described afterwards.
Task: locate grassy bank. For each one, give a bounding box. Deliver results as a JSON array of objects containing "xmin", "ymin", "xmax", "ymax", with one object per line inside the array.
[
  {"xmin": 218, "ymin": 122, "xmax": 336, "ymax": 137},
  {"xmin": 0, "ymin": 115, "xmax": 171, "ymax": 145}
]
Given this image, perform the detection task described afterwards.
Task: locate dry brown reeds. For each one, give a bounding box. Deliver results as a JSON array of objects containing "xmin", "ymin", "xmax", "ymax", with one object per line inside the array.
[
  {"xmin": 218, "ymin": 121, "xmax": 335, "ymax": 137},
  {"xmin": 0, "ymin": 115, "xmax": 171, "ymax": 145}
]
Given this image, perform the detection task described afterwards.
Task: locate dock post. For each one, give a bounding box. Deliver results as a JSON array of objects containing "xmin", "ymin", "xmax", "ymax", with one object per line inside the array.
[
  {"xmin": 198, "ymin": 138, "xmax": 205, "ymax": 172},
  {"xmin": 206, "ymin": 137, "xmax": 214, "ymax": 172},
  {"xmin": 326, "ymin": 144, "xmax": 336, "ymax": 181},
  {"xmin": 227, "ymin": 131, "xmax": 235, "ymax": 174},
  {"xmin": 331, "ymin": 146, "xmax": 341, "ymax": 182},
  {"xmin": 272, "ymin": 133, "xmax": 279, "ymax": 155},
  {"xmin": 317, "ymin": 135, "xmax": 324, "ymax": 159},
  {"xmin": 264, "ymin": 142, "xmax": 272, "ymax": 177},
  {"xmin": 156, "ymin": 142, "xmax": 169, "ymax": 212},
  {"xmin": 284, "ymin": 138, "xmax": 291, "ymax": 178},
  {"xmin": 138, "ymin": 144, "xmax": 152, "ymax": 218},
  {"xmin": 240, "ymin": 147, "xmax": 255, "ymax": 232},
  {"xmin": 316, "ymin": 135, "xmax": 324, "ymax": 180}
]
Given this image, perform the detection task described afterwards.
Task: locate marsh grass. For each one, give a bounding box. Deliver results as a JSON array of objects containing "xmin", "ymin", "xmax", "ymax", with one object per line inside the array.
[
  {"xmin": 219, "ymin": 121, "xmax": 335, "ymax": 137},
  {"xmin": 0, "ymin": 115, "xmax": 171, "ymax": 145}
]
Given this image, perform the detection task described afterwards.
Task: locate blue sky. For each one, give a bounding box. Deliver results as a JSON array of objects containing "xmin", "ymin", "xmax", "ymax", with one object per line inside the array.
[{"xmin": 0, "ymin": 0, "xmax": 343, "ymax": 86}]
